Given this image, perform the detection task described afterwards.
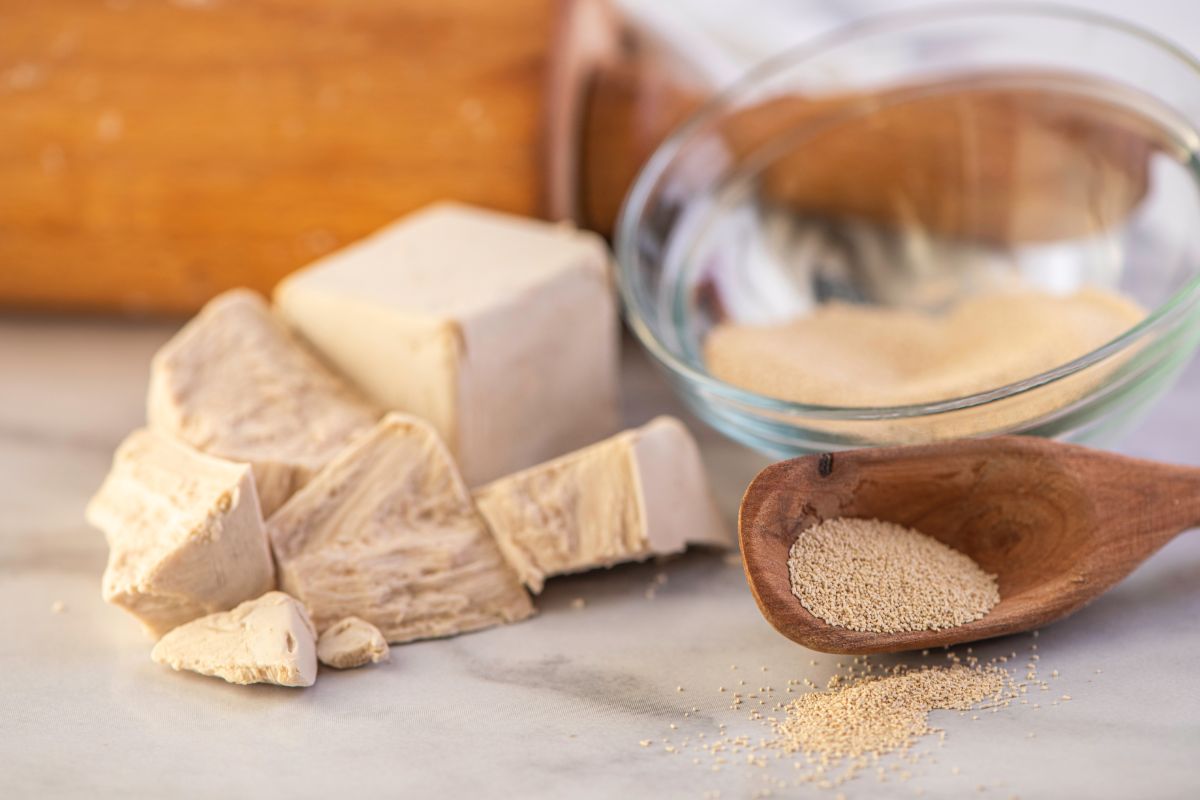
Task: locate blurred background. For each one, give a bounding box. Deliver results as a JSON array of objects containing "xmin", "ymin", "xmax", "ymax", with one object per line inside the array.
[{"xmin": 1, "ymin": 0, "xmax": 1194, "ymax": 316}]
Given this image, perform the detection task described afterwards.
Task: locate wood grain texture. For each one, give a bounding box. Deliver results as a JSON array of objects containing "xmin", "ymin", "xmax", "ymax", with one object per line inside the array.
[
  {"xmin": 0, "ymin": 2, "xmax": 1156, "ymax": 313},
  {"xmin": 739, "ymin": 436, "xmax": 1200, "ymax": 654},
  {"xmin": 577, "ymin": 31, "xmax": 704, "ymax": 236},
  {"xmin": 0, "ymin": 0, "xmax": 560, "ymax": 313}
]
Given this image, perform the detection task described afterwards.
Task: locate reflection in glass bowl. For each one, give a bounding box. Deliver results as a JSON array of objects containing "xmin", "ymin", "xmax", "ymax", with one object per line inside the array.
[{"xmin": 616, "ymin": 5, "xmax": 1200, "ymax": 456}]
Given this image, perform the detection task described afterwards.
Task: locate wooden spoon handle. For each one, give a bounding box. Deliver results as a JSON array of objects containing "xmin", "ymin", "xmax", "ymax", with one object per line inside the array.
[
  {"xmin": 1076, "ymin": 453, "xmax": 1200, "ymax": 548},
  {"xmin": 1139, "ymin": 464, "xmax": 1200, "ymax": 540}
]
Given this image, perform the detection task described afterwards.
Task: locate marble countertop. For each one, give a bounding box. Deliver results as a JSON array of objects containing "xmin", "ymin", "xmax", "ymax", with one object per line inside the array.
[{"xmin": 1, "ymin": 314, "xmax": 1197, "ymax": 799}]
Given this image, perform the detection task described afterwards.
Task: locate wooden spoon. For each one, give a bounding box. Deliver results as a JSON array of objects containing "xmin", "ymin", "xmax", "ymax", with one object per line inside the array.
[{"xmin": 739, "ymin": 436, "xmax": 1199, "ymax": 654}]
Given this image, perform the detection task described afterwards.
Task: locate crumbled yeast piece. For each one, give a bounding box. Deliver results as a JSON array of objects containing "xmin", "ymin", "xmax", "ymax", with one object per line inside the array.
[
  {"xmin": 317, "ymin": 617, "xmax": 390, "ymax": 669},
  {"xmin": 267, "ymin": 413, "xmax": 534, "ymax": 643},
  {"xmin": 86, "ymin": 429, "xmax": 274, "ymax": 638},
  {"xmin": 151, "ymin": 592, "xmax": 317, "ymax": 687},
  {"xmin": 274, "ymin": 202, "xmax": 619, "ymax": 486},
  {"xmin": 147, "ymin": 289, "xmax": 378, "ymax": 516},
  {"xmin": 473, "ymin": 416, "xmax": 732, "ymax": 593}
]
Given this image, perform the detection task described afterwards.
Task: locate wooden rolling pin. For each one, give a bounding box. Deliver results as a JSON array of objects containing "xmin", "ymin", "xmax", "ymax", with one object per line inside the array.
[{"xmin": 0, "ymin": 0, "xmax": 1153, "ymax": 313}]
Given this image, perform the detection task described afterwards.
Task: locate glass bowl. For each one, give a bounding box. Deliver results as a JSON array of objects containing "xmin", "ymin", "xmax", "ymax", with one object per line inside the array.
[{"xmin": 615, "ymin": 3, "xmax": 1200, "ymax": 457}]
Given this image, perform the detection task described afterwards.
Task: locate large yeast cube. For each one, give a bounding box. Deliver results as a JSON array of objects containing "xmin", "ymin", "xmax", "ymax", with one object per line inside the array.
[{"xmin": 274, "ymin": 202, "xmax": 619, "ymax": 486}]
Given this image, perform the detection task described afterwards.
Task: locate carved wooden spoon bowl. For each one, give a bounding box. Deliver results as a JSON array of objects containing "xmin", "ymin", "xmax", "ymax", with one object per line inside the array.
[{"xmin": 738, "ymin": 436, "xmax": 1199, "ymax": 654}]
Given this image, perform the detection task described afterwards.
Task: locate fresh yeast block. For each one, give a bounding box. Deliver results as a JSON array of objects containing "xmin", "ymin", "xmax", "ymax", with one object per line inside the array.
[
  {"xmin": 267, "ymin": 413, "xmax": 534, "ymax": 643},
  {"xmin": 86, "ymin": 429, "xmax": 274, "ymax": 638},
  {"xmin": 148, "ymin": 290, "xmax": 378, "ymax": 516},
  {"xmin": 151, "ymin": 592, "xmax": 317, "ymax": 687},
  {"xmin": 473, "ymin": 416, "xmax": 732, "ymax": 593},
  {"xmin": 317, "ymin": 617, "xmax": 390, "ymax": 670},
  {"xmin": 274, "ymin": 202, "xmax": 619, "ymax": 486}
]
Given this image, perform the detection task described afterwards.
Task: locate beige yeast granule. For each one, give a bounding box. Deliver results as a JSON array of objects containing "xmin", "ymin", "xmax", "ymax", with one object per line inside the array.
[
  {"xmin": 772, "ymin": 664, "xmax": 1005, "ymax": 759},
  {"xmin": 704, "ymin": 288, "xmax": 1144, "ymax": 407},
  {"xmin": 788, "ymin": 518, "xmax": 998, "ymax": 632}
]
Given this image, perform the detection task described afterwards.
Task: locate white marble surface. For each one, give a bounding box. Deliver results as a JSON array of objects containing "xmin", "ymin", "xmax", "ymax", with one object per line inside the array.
[{"xmin": 0, "ymin": 314, "xmax": 1198, "ymax": 799}]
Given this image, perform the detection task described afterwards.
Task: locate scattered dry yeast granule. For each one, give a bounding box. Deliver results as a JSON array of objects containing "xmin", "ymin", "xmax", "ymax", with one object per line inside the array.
[
  {"xmin": 772, "ymin": 664, "xmax": 1005, "ymax": 759},
  {"xmin": 645, "ymin": 633, "xmax": 1064, "ymax": 795},
  {"xmin": 788, "ymin": 518, "xmax": 999, "ymax": 632}
]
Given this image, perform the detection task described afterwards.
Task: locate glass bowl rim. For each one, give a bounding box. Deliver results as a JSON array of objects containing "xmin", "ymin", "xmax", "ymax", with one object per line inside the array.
[{"xmin": 614, "ymin": 0, "xmax": 1200, "ymax": 422}]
